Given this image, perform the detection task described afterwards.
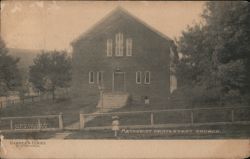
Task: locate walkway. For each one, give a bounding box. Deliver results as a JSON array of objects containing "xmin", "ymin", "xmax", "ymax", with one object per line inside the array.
[{"xmin": 52, "ymin": 109, "xmax": 111, "ymax": 139}]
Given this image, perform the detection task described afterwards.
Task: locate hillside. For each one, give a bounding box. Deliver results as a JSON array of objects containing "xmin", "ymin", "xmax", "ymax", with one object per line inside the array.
[{"xmin": 7, "ymin": 48, "xmax": 41, "ymax": 72}]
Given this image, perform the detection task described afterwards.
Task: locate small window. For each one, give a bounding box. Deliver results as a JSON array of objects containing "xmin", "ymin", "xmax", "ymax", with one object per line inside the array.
[
  {"xmin": 107, "ymin": 39, "xmax": 112, "ymax": 56},
  {"xmin": 126, "ymin": 38, "xmax": 132, "ymax": 56},
  {"xmin": 144, "ymin": 71, "xmax": 151, "ymax": 84},
  {"xmin": 115, "ymin": 32, "xmax": 123, "ymax": 56},
  {"xmin": 97, "ymin": 71, "xmax": 103, "ymax": 85},
  {"xmin": 89, "ymin": 71, "xmax": 94, "ymax": 84},
  {"xmin": 136, "ymin": 71, "xmax": 141, "ymax": 84}
]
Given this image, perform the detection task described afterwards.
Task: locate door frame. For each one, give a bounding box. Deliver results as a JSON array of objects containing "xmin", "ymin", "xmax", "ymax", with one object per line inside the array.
[{"xmin": 112, "ymin": 71, "xmax": 126, "ymax": 92}]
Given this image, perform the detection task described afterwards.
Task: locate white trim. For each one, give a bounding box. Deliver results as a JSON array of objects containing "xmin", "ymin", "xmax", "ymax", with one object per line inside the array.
[
  {"xmin": 126, "ymin": 38, "xmax": 132, "ymax": 56},
  {"xmin": 115, "ymin": 34, "xmax": 119, "ymax": 56},
  {"xmin": 89, "ymin": 71, "xmax": 94, "ymax": 84},
  {"xmin": 107, "ymin": 39, "xmax": 112, "ymax": 56},
  {"xmin": 144, "ymin": 71, "xmax": 151, "ymax": 84},
  {"xmin": 136, "ymin": 71, "xmax": 141, "ymax": 84},
  {"xmin": 97, "ymin": 71, "xmax": 103, "ymax": 85},
  {"xmin": 115, "ymin": 33, "xmax": 123, "ymax": 56},
  {"xmin": 120, "ymin": 33, "xmax": 123, "ymax": 56},
  {"xmin": 112, "ymin": 72, "xmax": 114, "ymax": 91}
]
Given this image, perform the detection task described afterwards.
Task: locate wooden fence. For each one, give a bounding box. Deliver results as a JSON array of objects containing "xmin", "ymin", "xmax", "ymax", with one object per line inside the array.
[
  {"xmin": 79, "ymin": 106, "xmax": 250, "ymax": 130},
  {"xmin": 1, "ymin": 106, "xmax": 250, "ymax": 132},
  {"xmin": 0, "ymin": 93, "xmax": 69, "ymax": 110},
  {"xmin": 0, "ymin": 113, "xmax": 63, "ymax": 132}
]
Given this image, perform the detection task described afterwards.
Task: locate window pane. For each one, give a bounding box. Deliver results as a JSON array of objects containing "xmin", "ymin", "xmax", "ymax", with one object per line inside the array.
[
  {"xmin": 126, "ymin": 38, "xmax": 132, "ymax": 56},
  {"xmin": 107, "ymin": 39, "xmax": 112, "ymax": 56},
  {"xmin": 136, "ymin": 71, "xmax": 141, "ymax": 84},
  {"xmin": 145, "ymin": 71, "xmax": 150, "ymax": 84},
  {"xmin": 89, "ymin": 72, "xmax": 94, "ymax": 84},
  {"xmin": 119, "ymin": 33, "xmax": 123, "ymax": 56},
  {"xmin": 115, "ymin": 34, "xmax": 119, "ymax": 56},
  {"xmin": 97, "ymin": 72, "xmax": 103, "ymax": 84}
]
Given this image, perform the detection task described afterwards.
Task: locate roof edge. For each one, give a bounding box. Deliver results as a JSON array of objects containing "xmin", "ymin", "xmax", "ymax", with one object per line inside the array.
[{"xmin": 71, "ymin": 7, "xmax": 173, "ymax": 46}]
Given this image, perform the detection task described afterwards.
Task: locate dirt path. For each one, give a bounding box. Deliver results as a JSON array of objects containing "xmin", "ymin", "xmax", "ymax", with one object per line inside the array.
[
  {"xmin": 65, "ymin": 109, "xmax": 110, "ymax": 130},
  {"xmin": 52, "ymin": 109, "xmax": 111, "ymax": 139},
  {"xmin": 52, "ymin": 132, "xmax": 72, "ymax": 139}
]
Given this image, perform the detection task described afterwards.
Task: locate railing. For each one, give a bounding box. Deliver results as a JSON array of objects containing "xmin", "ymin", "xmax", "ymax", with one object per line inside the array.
[
  {"xmin": 0, "ymin": 113, "xmax": 64, "ymax": 132},
  {"xmin": 79, "ymin": 106, "xmax": 250, "ymax": 130}
]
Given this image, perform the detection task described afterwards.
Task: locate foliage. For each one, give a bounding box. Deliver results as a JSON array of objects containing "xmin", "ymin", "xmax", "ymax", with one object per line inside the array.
[
  {"xmin": 29, "ymin": 50, "xmax": 72, "ymax": 99},
  {"xmin": 176, "ymin": 1, "xmax": 250, "ymax": 105},
  {"xmin": 0, "ymin": 37, "xmax": 22, "ymax": 96}
]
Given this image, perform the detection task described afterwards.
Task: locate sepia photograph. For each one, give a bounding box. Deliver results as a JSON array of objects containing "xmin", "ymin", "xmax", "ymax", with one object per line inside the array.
[{"xmin": 0, "ymin": 1, "xmax": 250, "ymax": 158}]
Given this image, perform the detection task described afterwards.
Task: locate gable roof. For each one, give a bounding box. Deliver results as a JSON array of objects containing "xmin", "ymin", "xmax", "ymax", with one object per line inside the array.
[{"xmin": 71, "ymin": 7, "xmax": 172, "ymax": 45}]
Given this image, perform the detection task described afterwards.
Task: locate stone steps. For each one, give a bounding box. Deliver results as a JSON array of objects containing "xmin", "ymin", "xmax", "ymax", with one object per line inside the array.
[{"xmin": 97, "ymin": 92, "xmax": 129, "ymax": 109}]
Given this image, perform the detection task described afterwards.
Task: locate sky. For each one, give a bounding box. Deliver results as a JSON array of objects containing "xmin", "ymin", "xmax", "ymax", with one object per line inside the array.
[{"xmin": 1, "ymin": 1, "xmax": 205, "ymax": 52}]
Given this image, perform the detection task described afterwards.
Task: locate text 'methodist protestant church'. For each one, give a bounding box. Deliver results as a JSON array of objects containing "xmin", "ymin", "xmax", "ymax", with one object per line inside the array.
[{"xmin": 71, "ymin": 7, "xmax": 177, "ymax": 109}]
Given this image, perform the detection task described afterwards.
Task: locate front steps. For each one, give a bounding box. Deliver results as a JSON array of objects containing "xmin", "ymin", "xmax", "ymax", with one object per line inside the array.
[{"xmin": 97, "ymin": 92, "xmax": 129, "ymax": 109}]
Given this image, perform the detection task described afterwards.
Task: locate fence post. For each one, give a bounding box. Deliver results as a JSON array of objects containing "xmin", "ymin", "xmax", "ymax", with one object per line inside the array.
[
  {"xmin": 191, "ymin": 111, "xmax": 194, "ymax": 125},
  {"xmin": 38, "ymin": 118, "xmax": 41, "ymax": 130},
  {"xmin": 79, "ymin": 113, "xmax": 85, "ymax": 129},
  {"xmin": 10, "ymin": 120, "xmax": 13, "ymax": 130},
  {"xmin": 150, "ymin": 113, "xmax": 154, "ymax": 125},
  {"xmin": 59, "ymin": 112, "xmax": 64, "ymax": 130},
  {"xmin": 231, "ymin": 110, "xmax": 234, "ymax": 122},
  {"xmin": 0, "ymin": 101, "xmax": 2, "ymax": 109}
]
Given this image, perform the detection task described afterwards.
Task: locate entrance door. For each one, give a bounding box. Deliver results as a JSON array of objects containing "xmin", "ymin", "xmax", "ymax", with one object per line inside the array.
[{"xmin": 113, "ymin": 72, "xmax": 125, "ymax": 92}]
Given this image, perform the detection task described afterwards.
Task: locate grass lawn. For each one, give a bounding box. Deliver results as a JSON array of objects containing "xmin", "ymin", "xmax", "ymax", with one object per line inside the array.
[
  {"xmin": 2, "ymin": 131, "xmax": 58, "ymax": 139},
  {"xmin": 3, "ymin": 123, "xmax": 250, "ymax": 139},
  {"xmin": 0, "ymin": 97, "xmax": 97, "ymax": 127},
  {"xmin": 66, "ymin": 124, "xmax": 250, "ymax": 139},
  {"xmin": 85, "ymin": 104, "xmax": 250, "ymax": 128},
  {"xmin": 1, "ymin": 97, "xmax": 250, "ymax": 139}
]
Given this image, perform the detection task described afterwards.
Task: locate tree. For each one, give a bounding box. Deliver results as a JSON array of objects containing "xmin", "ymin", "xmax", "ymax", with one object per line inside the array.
[
  {"xmin": 176, "ymin": 1, "xmax": 250, "ymax": 105},
  {"xmin": 205, "ymin": 2, "xmax": 250, "ymax": 94},
  {"xmin": 29, "ymin": 50, "xmax": 72, "ymax": 100},
  {"xmin": 0, "ymin": 37, "xmax": 22, "ymax": 96}
]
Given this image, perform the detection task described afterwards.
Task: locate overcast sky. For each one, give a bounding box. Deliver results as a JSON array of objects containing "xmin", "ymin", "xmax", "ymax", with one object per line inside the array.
[{"xmin": 1, "ymin": 1, "xmax": 205, "ymax": 51}]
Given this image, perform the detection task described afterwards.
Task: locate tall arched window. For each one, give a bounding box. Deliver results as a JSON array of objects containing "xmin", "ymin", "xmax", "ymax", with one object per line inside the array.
[
  {"xmin": 126, "ymin": 38, "xmax": 132, "ymax": 56},
  {"xmin": 115, "ymin": 32, "xmax": 123, "ymax": 56},
  {"xmin": 106, "ymin": 39, "xmax": 112, "ymax": 56}
]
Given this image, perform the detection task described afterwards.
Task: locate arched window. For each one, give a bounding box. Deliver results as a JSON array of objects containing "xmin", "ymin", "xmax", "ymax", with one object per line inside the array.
[
  {"xmin": 106, "ymin": 39, "xmax": 112, "ymax": 56},
  {"xmin": 126, "ymin": 38, "xmax": 132, "ymax": 56},
  {"xmin": 115, "ymin": 33, "xmax": 123, "ymax": 56}
]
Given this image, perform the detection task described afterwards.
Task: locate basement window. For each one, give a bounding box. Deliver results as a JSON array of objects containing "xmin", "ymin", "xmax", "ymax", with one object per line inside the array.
[{"xmin": 89, "ymin": 71, "xmax": 94, "ymax": 84}]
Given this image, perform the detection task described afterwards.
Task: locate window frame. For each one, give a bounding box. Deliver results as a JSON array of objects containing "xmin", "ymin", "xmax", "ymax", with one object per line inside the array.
[
  {"xmin": 89, "ymin": 71, "xmax": 94, "ymax": 84},
  {"xmin": 136, "ymin": 71, "xmax": 142, "ymax": 84},
  {"xmin": 115, "ymin": 32, "xmax": 123, "ymax": 56},
  {"xmin": 106, "ymin": 39, "xmax": 112, "ymax": 57},
  {"xmin": 126, "ymin": 38, "xmax": 132, "ymax": 56},
  {"xmin": 144, "ymin": 71, "xmax": 151, "ymax": 84},
  {"xmin": 97, "ymin": 71, "xmax": 103, "ymax": 85}
]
